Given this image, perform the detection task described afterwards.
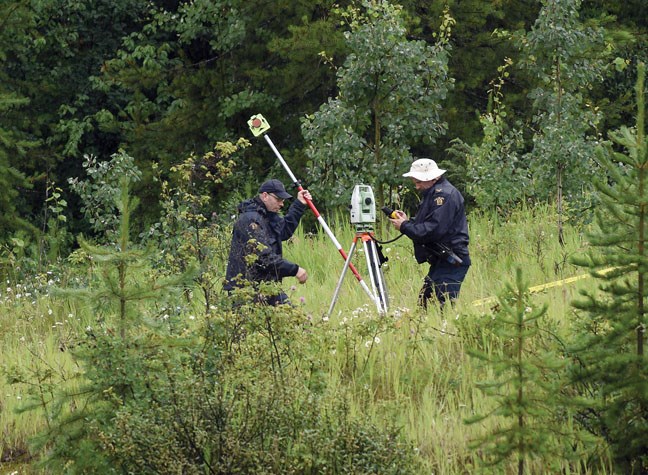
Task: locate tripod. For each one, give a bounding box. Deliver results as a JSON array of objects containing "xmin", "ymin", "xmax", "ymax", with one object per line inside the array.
[{"xmin": 328, "ymin": 225, "xmax": 389, "ymax": 317}]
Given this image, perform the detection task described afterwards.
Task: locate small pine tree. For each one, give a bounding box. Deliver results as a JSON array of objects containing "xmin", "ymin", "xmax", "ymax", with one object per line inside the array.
[
  {"xmin": 0, "ymin": 2, "xmax": 39, "ymax": 243},
  {"xmin": 0, "ymin": 92, "xmax": 38, "ymax": 242},
  {"xmin": 28, "ymin": 179, "xmax": 196, "ymax": 473},
  {"xmin": 570, "ymin": 61, "xmax": 648, "ymax": 473},
  {"xmin": 466, "ymin": 268, "xmax": 574, "ymax": 474}
]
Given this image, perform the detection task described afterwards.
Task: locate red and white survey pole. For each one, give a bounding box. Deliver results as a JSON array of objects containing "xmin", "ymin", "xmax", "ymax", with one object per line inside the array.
[{"xmin": 248, "ymin": 114, "xmax": 377, "ymax": 306}]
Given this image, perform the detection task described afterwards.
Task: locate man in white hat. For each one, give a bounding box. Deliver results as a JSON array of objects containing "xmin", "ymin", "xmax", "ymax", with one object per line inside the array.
[{"xmin": 388, "ymin": 158, "xmax": 470, "ymax": 308}]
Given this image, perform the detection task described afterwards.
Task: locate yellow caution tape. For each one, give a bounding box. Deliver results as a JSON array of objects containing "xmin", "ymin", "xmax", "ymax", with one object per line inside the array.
[{"xmin": 471, "ymin": 267, "xmax": 617, "ymax": 307}]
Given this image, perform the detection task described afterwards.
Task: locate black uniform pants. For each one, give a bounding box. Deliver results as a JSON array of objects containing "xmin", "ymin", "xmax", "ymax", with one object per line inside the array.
[{"xmin": 419, "ymin": 261, "xmax": 469, "ymax": 309}]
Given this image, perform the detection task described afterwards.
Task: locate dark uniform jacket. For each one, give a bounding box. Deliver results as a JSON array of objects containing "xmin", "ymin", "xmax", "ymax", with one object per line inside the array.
[
  {"xmin": 224, "ymin": 196, "xmax": 307, "ymax": 291},
  {"xmin": 400, "ymin": 176, "xmax": 470, "ymax": 266}
]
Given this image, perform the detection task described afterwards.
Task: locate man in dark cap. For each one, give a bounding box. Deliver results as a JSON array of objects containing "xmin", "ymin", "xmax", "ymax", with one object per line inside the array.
[
  {"xmin": 224, "ymin": 179, "xmax": 312, "ymax": 305},
  {"xmin": 388, "ymin": 158, "xmax": 471, "ymax": 309}
]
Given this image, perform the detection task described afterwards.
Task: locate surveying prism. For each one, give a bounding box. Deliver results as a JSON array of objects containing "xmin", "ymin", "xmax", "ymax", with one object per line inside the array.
[
  {"xmin": 248, "ymin": 114, "xmax": 271, "ymax": 137},
  {"xmin": 328, "ymin": 185, "xmax": 389, "ymax": 316}
]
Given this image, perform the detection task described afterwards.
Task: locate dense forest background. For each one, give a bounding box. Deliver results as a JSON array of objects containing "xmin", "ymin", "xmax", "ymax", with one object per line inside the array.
[{"xmin": 1, "ymin": 0, "xmax": 647, "ymax": 251}]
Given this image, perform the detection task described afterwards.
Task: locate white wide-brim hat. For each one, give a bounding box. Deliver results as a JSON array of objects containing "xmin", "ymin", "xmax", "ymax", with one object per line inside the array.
[{"xmin": 403, "ymin": 158, "xmax": 446, "ymax": 181}]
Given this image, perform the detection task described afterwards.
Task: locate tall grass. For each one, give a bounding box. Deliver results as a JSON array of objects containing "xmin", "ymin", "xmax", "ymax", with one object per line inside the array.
[
  {"xmin": 289, "ymin": 204, "xmax": 588, "ymax": 318},
  {"xmin": 0, "ymin": 272, "xmax": 88, "ymax": 469},
  {"xmin": 283, "ymin": 205, "xmax": 606, "ymax": 473},
  {"xmin": 0, "ymin": 205, "xmax": 611, "ymax": 473}
]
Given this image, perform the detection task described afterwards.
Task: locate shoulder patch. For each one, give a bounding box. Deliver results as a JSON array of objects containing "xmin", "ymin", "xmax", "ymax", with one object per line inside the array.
[{"xmin": 435, "ymin": 196, "xmax": 445, "ymax": 206}]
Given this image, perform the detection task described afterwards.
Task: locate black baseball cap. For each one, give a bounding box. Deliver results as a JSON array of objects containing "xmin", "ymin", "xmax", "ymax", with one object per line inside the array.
[{"xmin": 258, "ymin": 179, "xmax": 292, "ymax": 199}]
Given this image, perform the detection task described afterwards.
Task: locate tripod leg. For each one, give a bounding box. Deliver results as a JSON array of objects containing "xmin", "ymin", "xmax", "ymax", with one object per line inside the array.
[
  {"xmin": 327, "ymin": 239, "xmax": 358, "ymax": 318},
  {"xmin": 370, "ymin": 240, "xmax": 389, "ymax": 313},
  {"xmin": 365, "ymin": 239, "xmax": 389, "ymax": 314},
  {"xmin": 363, "ymin": 238, "xmax": 388, "ymax": 314}
]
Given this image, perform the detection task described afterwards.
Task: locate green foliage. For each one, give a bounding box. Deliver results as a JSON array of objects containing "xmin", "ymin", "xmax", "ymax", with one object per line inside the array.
[
  {"xmin": 453, "ymin": 0, "xmax": 608, "ymax": 230},
  {"xmin": 1, "ymin": 0, "xmax": 646, "ymax": 233},
  {"xmin": 466, "ymin": 268, "xmax": 579, "ymax": 473},
  {"xmin": 4, "ymin": 1, "xmax": 648, "ymax": 470},
  {"xmin": 333, "ymin": 303, "xmax": 397, "ymax": 379},
  {"xmin": 2, "ymin": 199, "xmax": 619, "ymax": 473},
  {"xmin": 25, "ymin": 180, "xmax": 196, "ymax": 472},
  {"xmin": 449, "ymin": 58, "xmax": 530, "ymax": 214},
  {"xmin": 95, "ymin": 302, "xmax": 421, "ymax": 474},
  {"xmin": 520, "ymin": 0, "xmax": 608, "ymax": 237},
  {"xmin": 39, "ymin": 180, "xmax": 74, "ymax": 265},
  {"xmin": 142, "ymin": 139, "xmax": 249, "ymax": 311},
  {"xmin": 569, "ymin": 62, "xmax": 648, "ymax": 473},
  {"xmin": 302, "ymin": 1, "xmax": 453, "ymax": 208},
  {"xmin": 90, "ymin": 0, "xmax": 338, "ymax": 187},
  {"xmin": 0, "ymin": 92, "xmax": 36, "ymax": 242},
  {"xmin": 24, "ymin": 0, "xmax": 149, "ymax": 155},
  {"xmin": 11, "ymin": 177, "xmax": 420, "ymax": 474},
  {"xmin": 401, "ymin": 0, "xmax": 540, "ymax": 180},
  {"xmin": 67, "ymin": 150, "xmax": 142, "ymax": 241},
  {"xmin": 0, "ymin": 2, "xmax": 39, "ymax": 243},
  {"xmin": 28, "ymin": 277, "xmax": 420, "ymax": 473},
  {"xmin": 2, "ymin": 0, "xmax": 152, "ymax": 237}
]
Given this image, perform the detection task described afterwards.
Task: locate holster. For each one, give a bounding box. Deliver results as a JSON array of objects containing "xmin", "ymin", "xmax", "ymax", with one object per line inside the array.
[{"xmin": 422, "ymin": 243, "xmax": 462, "ymax": 267}]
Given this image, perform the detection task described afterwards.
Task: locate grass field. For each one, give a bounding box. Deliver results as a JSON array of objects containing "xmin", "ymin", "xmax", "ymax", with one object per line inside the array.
[{"xmin": 1, "ymin": 205, "xmax": 614, "ymax": 473}]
